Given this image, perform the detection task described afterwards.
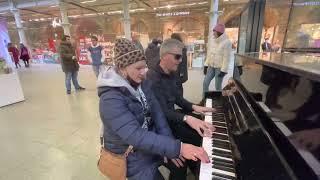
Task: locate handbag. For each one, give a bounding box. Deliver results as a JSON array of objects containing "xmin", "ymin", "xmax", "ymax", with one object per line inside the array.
[{"xmin": 97, "ymin": 145, "xmax": 133, "ymax": 180}]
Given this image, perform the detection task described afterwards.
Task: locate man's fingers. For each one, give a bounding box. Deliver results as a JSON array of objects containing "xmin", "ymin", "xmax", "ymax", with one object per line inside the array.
[
  {"xmin": 197, "ymin": 127, "xmax": 204, "ymax": 137},
  {"xmin": 195, "ymin": 149, "xmax": 210, "ymax": 163}
]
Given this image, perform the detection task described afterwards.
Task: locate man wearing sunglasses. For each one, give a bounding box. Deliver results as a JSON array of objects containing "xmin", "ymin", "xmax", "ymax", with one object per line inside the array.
[{"xmin": 147, "ymin": 39, "xmax": 216, "ymax": 180}]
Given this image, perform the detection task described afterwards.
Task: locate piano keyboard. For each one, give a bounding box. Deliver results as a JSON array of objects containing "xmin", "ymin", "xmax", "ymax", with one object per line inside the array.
[{"xmin": 199, "ymin": 98, "xmax": 237, "ymax": 180}]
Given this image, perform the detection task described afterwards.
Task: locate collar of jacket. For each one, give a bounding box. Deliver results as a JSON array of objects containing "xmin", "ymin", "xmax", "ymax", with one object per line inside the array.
[
  {"xmin": 152, "ymin": 64, "xmax": 175, "ymax": 78},
  {"xmin": 215, "ymin": 32, "xmax": 227, "ymax": 43}
]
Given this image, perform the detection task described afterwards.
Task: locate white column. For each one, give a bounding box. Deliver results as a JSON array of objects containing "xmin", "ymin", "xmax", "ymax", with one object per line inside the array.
[
  {"xmin": 206, "ymin": 0, "xmax": 219, "ymax": 58},
  {"xmin": 122, "ymin": 0, "xmax": 131, "ymax": 40},
  {"xmin": 59, "ymin": 2, "xmax": 71, "ymax": 36},
  {"xmin": 11, "ymin": 9, "xmax": 27, "ymax": 45}
]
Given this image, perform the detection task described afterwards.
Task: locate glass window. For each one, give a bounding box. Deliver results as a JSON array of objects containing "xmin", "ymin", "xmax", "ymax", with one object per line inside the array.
[{"xmin": 284, "ymin": 0, "xmax": 320, "ymax": 49}]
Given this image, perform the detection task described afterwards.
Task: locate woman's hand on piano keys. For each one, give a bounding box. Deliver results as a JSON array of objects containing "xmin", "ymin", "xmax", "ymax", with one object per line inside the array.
[
  {"xmin": 185, "ymin": 115, "xmax": 215, "ymax": 137},
  {"xmin": 180, "ymin": 143, "xmax": 210, "ymax": 163},
  {"xmin": 192, "ymin": 104, "xmax": 216, "ymax": 114}
]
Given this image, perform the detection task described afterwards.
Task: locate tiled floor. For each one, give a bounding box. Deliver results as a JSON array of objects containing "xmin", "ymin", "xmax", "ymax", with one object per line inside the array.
[{"xmin": 0, "ymin": 64, "xmax": 215, "ymax": 180}]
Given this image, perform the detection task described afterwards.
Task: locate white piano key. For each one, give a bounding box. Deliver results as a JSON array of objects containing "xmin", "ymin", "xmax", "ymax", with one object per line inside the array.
[
  {"xmin": 213, "ymin": 147, "xmax": 232, "ymax": 153},
  {"xmin": 213, "ymin": 155, "xmax": 233, "ymax": 162},
  {"xmin": 213, "ymin": 132, "xmax": 229, "ymax": 136},
  {"xmin": 212, "ymin": 120, "xmax": 226, "ymax": 124},
  {"xmin": 212, "ymin": 168, "xmax": 236, "ymax": 178},
  {"xmin": 214, "ymin": 125, "xmax": 227, "ymax": 129},
  {"xmin": 205, "ymin": 115, "xmax": 212, "ymax": 123},
  {"xmin": 206, "ymin": 99, "xmax": 212, "ymax": 108},
  {"xmin": 212, "ymin": 175, "xmax": 232, "ymax": 180},
  {"xmin": 199, "ymin": 163, "xmax": 213, "ymax": 180}
]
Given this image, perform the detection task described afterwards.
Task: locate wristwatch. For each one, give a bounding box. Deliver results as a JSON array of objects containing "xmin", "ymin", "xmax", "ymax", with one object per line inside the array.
[{"xmin": 183, "ymin": 115, "xmax": 188, "ymax": 122}]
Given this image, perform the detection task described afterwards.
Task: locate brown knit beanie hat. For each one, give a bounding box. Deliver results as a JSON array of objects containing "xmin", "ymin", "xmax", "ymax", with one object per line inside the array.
[{"xmin": 114, "ymin": 38, "xmax": 146, "ymax": 68}]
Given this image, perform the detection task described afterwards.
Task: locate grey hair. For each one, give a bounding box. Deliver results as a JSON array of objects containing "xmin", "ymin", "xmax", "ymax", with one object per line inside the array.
[{"xmin": 160, "ymin": 38, "xmax": 184, "ymax": 58}]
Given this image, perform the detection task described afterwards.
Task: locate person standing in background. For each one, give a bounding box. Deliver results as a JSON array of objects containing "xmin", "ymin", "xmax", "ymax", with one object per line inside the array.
[
  {"xmin": 145, "ymin": 38, "xmax": 161, "ymax": 70},
  {"xmin": 261, "ymin": 35, "xmax": 272, "ymax": 52},
  {"xmin": 59, "ymin": 35, "xmax": 85, "ymax": 94},
  {"xmin": 20, "ymin": 43, "xmax": 30, "ymax": 68},
  {"xmin": 7, "ymin": 43, "xmax": 21, "ymax": 68},
  {"xmin": 171, "ymin": 33, "xmax": 188, "ymax": 95},
  {"xmin": 87, "ymin": 36, "xmax": 105, "ymax": 78},
  {"xmin": 202, "ymin": 24, "xmax": 232, "ymax": 96},
  {"xmin": 132, "ymin": 34, "xmax": 144, "ymax": 52}
]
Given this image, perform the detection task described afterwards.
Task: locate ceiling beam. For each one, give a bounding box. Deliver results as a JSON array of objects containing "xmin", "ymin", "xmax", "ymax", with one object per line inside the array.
[
  {"xmin": 133, "ymin": 0, "xmax": 153, "ymax": 9},
  {"xmin": 62, "ymin": 0, "xmax": 99, "ymax": 13},
  {"xmin": 20, "ymin": 8, "xmax": 56, "ymax": 17}
]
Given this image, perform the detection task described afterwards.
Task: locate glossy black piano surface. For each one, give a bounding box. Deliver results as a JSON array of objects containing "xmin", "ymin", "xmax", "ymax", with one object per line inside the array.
[{"xmin": 224, "ymin": 52, "xmax": 320, "ymax": 180}]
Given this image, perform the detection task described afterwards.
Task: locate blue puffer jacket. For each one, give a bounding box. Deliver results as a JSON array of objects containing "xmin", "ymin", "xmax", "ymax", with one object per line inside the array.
[{"xmin": 97, "ymin": 67, "xmax": 181, "ymax": 180}]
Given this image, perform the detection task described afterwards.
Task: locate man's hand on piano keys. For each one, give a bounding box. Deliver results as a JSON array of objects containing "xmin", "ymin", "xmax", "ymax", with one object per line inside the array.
[
  {"xmin": 192, "ymin": 104, "xmax": 216, "ymax": 114},
  {"xmin": 185, "ymin": 115, "xmax": 215, "ymax": 137},
  {"xmin": 180, "ymin": 143, "xmax": 210, "ymax": 163}
]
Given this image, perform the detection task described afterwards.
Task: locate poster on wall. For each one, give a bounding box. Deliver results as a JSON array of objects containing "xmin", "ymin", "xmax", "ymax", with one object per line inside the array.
[
  {"xmin": 77, "ymin": 36, "xmax": 90, "ymax": 65},
  {"xmin": 77, "ymin": 34, "xmax": 115, "ymax": 65}
]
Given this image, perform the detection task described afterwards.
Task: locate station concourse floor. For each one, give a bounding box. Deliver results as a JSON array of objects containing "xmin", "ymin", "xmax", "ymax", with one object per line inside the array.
[{"xmin": 0, "ymin": 64, "xmax": 207, "ymax": 180}]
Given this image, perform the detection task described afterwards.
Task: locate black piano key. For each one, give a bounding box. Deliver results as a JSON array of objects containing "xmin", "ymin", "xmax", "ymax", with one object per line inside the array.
[
  {"xmin": 212, "ymin": 157, "xmax": 233, "ymax": 164},
  {"xmin": 213, "ymin": 160, "xmax": 235, "ymax": 169},
  {"xmin": 212, "ymin": 133, "xmax": 229, "ymax": 141},
  {"xmin": 215, "ymin": 127, "xmax": 228, "ymax": 134},
  {"xmin": 212, "ymin": 175, "xmax": 231, "ymax": 180},
  {"xmin": 212, "ymin": 140, "xmax": 230, "ymax": 150},
  {"xmin": 212, "ymin": 122, "xmax": 227, "ymax": 127},
  {"xmin": 213, "ymin": 164, "xmax": 235, "ymax": 174},
  {"xmin": 212, "ymin": 118, "xmax": 226, "ymax": 123},
  {"xmin": 212, "ymin": 171, "xmax": 236, "ymax": 180},
  {"xmin": 212, "ymin": 149, "xmax": 233, "ymax": 159}
]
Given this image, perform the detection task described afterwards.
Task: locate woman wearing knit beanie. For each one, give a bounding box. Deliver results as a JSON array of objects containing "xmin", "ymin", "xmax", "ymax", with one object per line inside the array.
[{"xmin": 97, "ymin": 38, "xmax": 209, "ymax": 180}]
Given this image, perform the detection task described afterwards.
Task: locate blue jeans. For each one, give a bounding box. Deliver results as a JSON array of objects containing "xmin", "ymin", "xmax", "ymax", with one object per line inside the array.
[
  {"xmin": 202, "ymin": 67, "xmax": 225, "ymax": 97},
  {"xmin": 92, "ymin": 65, "xmax": 101, "ymax": 78},
  {"xmin": 65, "ymin": 71, "xmax": 80, "ymax": 91}
]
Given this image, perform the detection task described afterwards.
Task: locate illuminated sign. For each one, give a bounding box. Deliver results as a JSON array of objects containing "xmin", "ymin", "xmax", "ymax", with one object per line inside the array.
[
  {"xmin": 293, "ymin": 1, "xmax": 320, "ymax": 6},
  {"xmin": 156, "ymin": 11, "xmax": 190, "ymax": 17}
]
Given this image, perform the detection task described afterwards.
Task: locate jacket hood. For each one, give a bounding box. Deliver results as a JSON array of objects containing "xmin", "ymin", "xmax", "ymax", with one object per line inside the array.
[{"xmin": 97, "ymin": 67, "xmax": 141, "ymax": 99}]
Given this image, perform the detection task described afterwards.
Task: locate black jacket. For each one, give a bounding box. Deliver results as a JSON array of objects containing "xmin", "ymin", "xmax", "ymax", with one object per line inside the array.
[
  {"xmin": 177, "ymin": 47, "xmax": 188, "ymax": 83},
  {"xmin": 146, "ymin": 65, "xmax": 193, "ymax": 126},
  {"xmin": 145, "ymin": 42, "xmax": 160, "ymax": 70}
]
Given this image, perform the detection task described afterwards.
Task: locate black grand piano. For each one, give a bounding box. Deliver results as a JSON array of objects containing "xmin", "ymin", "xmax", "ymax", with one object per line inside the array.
[{"xmin": 199, "ymin": 52, "xmax": 320, "ymax": 180}]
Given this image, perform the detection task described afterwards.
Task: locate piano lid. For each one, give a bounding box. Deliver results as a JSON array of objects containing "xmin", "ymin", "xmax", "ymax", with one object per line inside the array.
[
  {"xmin": 236, "ymin": 52, "xmax": 320, "ymax": 83},
  {"xmin": 234, "ymin": 52, "xmax": 320, "ymax": 179}
]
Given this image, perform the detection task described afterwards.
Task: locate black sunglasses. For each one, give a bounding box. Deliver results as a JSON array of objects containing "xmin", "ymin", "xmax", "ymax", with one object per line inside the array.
[{"xmin": 168, "ymin": 53, "xmax": 182, "ymax": 60}]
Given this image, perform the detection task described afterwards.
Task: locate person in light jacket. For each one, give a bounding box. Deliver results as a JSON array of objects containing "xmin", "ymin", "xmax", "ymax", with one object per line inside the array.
[
  {"xmin": 202, "ymin": 23, "xmax": 232, "ymax": 96},
  {"xmin": 98, "ymin": 38, "xmax": 210, "ymax": 180}
]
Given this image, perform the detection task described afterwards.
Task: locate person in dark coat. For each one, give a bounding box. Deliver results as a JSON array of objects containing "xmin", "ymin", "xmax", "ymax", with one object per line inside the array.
[
  {"xmin": 20, "ymin": 43, "xmax": 30, "ymax": 67},
  {"xmin": 59, "ymin": 35, "xmax": 85, "ymax": 94},
  {"xmin": 145, "ymin": 39, "xmax": 161, "ymax": 70},
  {"xmin": 7, "ymin": 43, "xmax": 21, "ymax": 68},
  {"xmin": 97, "ymin": 38, "xmax": 210, "ymax": 180},
  {"xmin": 171, "ymin": 33, "xmax": 188, "ymax": 95},
  {"xmin": 146, "ymin": 38, "xmax": 215, "ymax": 180}
]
